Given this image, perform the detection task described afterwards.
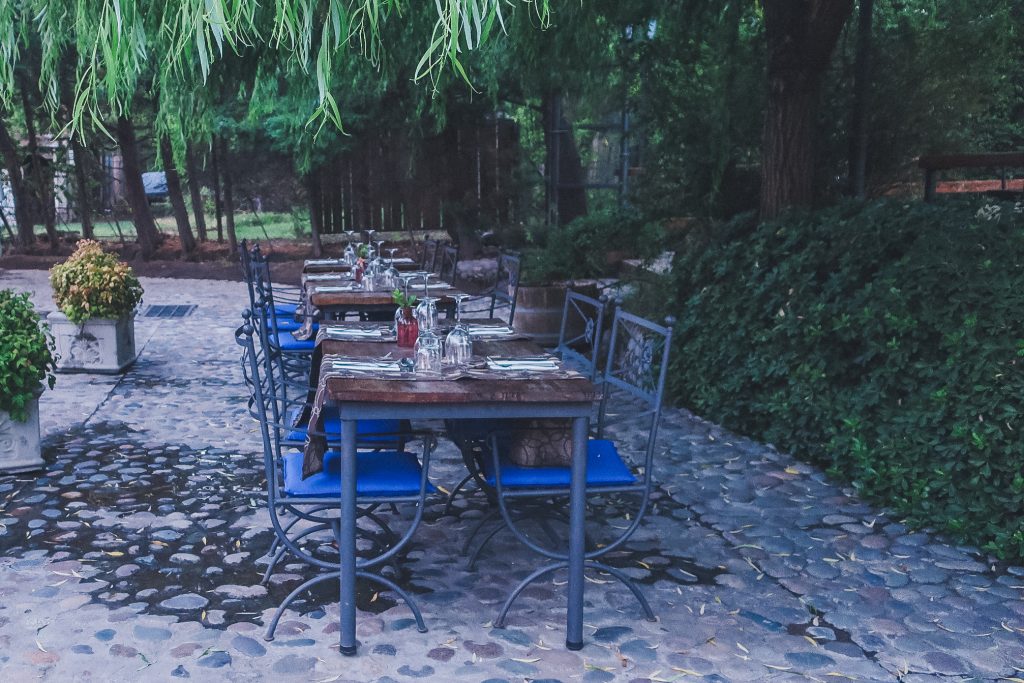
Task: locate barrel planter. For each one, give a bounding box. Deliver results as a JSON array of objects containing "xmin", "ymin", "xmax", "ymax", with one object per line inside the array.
[
  {"xmin": 0, "ymin": 394, "xmax": 43, "ymax": 473},
  {"xmin": 48, "ymin": 312, "xmax": 137, "ymax": 374},
  {"xmin": 514, "ymin": 281, "xmax": 600, "ymax": 346}
]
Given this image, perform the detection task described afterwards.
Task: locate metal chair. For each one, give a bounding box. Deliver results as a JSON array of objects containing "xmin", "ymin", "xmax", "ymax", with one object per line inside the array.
[
  {"xmin": 469, "ymin": 308, "xmax": 675, "ymax": 627},
  {"xmin": 242, "ymin": 243, "xmax": 305, "ymax": 330},
  {"xmin": 420, "ymin": 238, "xmax": 440, "ymax": 272},
  {"xmin": 556, "ymin": 289, "xmax": 610, "ymax": 381},
  {"xmin": 442, "ymin": 288, "xmax": 612, "ymax": 516},
  {"xmin": 235, "ymin": 318, "xmax": 436, "ymax": 641},
  {"xmin": 437, "ymin": 244, "xmax": 460, "ymax": 283},
  {"xmin": 488, "ymin": 251, "xmax": 521, "ymax": 325}
]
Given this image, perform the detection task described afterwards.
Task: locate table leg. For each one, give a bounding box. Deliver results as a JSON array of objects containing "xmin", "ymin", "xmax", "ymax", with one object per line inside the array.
[
  {"xmin": 339, "ymin": 419, "xmax": 358, "ymax": 656},
  {"xmin": 566, "ymin": 415, "xmax": 589, "ymax": 650}
]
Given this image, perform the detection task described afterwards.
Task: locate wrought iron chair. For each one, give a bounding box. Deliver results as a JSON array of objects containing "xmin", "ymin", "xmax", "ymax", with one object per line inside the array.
[
  {"xmin": 242, "ymin": 242, "xmax": 305, "ymax": 331},
  {"xmin": 488, "ymin": 251, "xmax": 521, "ymax": 325},
  {"xmin": 441, "ymin": 288, "xmax": 612, "ymax": 517},
  {"xmin": 235, "ymin": 318, "xmax": 436, "ymax": 641},
  {"xmin": 420, "ymin": 238, "xmax": 440, "ymax": 272},
  {"xmin": 437, "ymin": 244, "xmax": 460, "ymax": 283},
  {"xmin": 469, "ymin": 308, "xmax": 675, "ymax": 627},
  {"xmin": 556, "ymin": 289, "xmax": 610, "ymax": 381}
]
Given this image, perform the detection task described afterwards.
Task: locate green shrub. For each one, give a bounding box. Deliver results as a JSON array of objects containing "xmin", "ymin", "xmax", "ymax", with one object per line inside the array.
[
  {"xmin": 668, "ymin": 198, "xmax": 1024, "ymax": 559},
  {"xmin": 521, "ymin": 209, "xmax": 664, "ymax": 284},
  {"xmin": 50, "ymin": 240, "xmax": 144, "ymax": 324},
  {"xmin": 0, "ymin": 291, "xmax": 56, "ymax": 421}
]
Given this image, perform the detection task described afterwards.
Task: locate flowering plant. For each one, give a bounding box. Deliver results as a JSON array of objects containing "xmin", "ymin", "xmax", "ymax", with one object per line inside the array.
[
  {"xmin": 50, "ymin": 241, "xmax": 144, "ymax": 324},
  {"xmin": 0, "ymin": 290, "xmax": 55, "ymax": 421}
]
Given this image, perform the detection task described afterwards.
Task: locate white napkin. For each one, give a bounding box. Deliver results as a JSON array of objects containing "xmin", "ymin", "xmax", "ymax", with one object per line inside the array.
[
  {"xmin": 486, "ymin": 357, "xmax": 559, "ymax": 371},
  {"xmin": 306, "ymin": 274, "xmax": 350, "ymax": 281},
  {"xmin": 324, "ymin": 328, "xmax": 386, "ymax": 338},
  {"xmin": 331, "ymin": 360, "xmax": 404, "ymax": 375},
  {"xmin": 468, "ymin": 325, "xmax": 515, "ymax": 336},
  {"xmin": 305, "ymin": 259, "xmax": 345, "ymax": 266},
  {"xmin": 315, "ymin": 285, "xmax": 362, "ymax": 293}
]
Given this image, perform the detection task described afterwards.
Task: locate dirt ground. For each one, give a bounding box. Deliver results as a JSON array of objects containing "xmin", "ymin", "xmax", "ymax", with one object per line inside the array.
[{"xmin": 0, "ymin": 236, "xmax": 417, "ymax": 283}]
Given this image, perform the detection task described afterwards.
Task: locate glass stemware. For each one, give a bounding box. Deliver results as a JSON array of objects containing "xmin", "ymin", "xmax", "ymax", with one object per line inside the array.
[
  {"xmin": 343, "ymin": 230, "xmax": 357, "ymax": 265},
  {"xmin": 444, "ymin": 293, "xmax": 473, "ymax": 367},
  {"xmin": 413, "ymin": 327, "xmax": 442, "ymax": 373}
]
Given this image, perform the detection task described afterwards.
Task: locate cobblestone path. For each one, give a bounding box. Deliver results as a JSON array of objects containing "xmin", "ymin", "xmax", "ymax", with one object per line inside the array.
[{"xmin": 1, "ymin": 269, "xmax": 1021, "ymax": 682}]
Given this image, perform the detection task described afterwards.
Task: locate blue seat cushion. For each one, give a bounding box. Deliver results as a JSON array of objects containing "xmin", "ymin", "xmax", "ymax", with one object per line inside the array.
[
  {"xmin": 271, "ymin": 318, "xmax": 313, "ymax": 332},
  {"xmin": 483, "ymin": 439, "xmax": 637, "ymax": 488},
  {"xmin": 274, "ymin": 303, "xmax": 300, "ymax": 316},
  {"xmin": 285, "ymin": 408, "xmax": 408, "ymax": 445},
  {"xmin": 273, "ymin": 332, "xmax": 316, "ymax": 352},
  {"xmin": 282, "ymin": 450, "xmax": 433, "ymax": 497}
]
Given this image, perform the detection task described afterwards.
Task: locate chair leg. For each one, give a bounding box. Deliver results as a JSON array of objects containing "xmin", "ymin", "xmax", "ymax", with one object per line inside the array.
[
  {"xmin": 466, "ymin": 519, "xmax": 509, "ymax": 570},
  {"xmin": 494, "ymin": 562, "xmax": 566, "ymax": 628},
  {"xmin": 356, "ymin": 571, "xmax": 428, "ymax": 633},
  {"xmin": 264, "ymin": 571, "xmax": 341, "ymax": 641},
  {"xmin": 460, "ymin": 509, "xmax": 500, "ymax": 556},
  {"xmin": 443, "ymin": 472, "xmax": 476, "ymax": 515},
  {"xmin": 587, "ymin": 561, "xmax": 656, "ymax": 622},
  {"xmin": 260, "ymin": 545, "xmax": 287, "ymax": 586}
]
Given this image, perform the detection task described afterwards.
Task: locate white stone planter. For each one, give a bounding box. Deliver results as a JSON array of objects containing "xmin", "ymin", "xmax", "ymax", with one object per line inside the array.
[
  {"xmin": 0, "ymin": 396, "xmax": 43, "ymax": 473},
  {"xmin": 48, "ymin": 312, "xmax": 137, "ymax": 374}
]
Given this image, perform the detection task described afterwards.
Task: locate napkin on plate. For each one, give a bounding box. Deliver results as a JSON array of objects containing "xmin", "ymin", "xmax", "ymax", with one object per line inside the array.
[
  {"xmin": 324, "ymin": 327, "xmax": 387, "ymax": 338},
  {"xmin": 315, "ymin": 285, "xmax": 362, "ymax": 293},
  {"xmin": 331, "ymin": 359, "xmax": 404, "ymax": 375},
  {"xmin": 486, "ymin": 357, "xmax": 560, "ymax": 371}
]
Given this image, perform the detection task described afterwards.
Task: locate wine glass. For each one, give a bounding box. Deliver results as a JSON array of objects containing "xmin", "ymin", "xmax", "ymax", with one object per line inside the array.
[
  {"xmin": 415, "ymin": 296, "xmax": 438, "ymax": 332},
  {"xmin": 444, "ymin": 293, "xmax": 473, "ymax": 367},
  {"xmin": 343, "ymin": 230, "xmax": 357, "ymax": 265}
]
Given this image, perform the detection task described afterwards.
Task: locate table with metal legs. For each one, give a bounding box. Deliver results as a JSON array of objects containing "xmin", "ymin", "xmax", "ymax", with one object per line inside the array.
[{"xmin": 332, "ymin": 402, "xmax": 594, "ymax": 655}]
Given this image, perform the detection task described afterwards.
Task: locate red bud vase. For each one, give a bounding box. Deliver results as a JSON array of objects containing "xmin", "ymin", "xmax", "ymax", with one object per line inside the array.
[{"xmin": 397, "ymin": 307, "xmax": 418, "ymax": 348}]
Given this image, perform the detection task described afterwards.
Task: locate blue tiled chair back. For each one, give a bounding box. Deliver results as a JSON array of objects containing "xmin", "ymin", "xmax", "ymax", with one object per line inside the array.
[
  {"xmin": 556, "ymin": 289, "xmax": 609, "ymax": 381},
  {"xmin": 597, "ymin": 309, "xmax": 675, "ymax": 483},
  {"xmin": 489, "ymin": 252, "xmax": 521, "ymax": 325},
  {"xmin": 438, "ymin": 244, "xmax": 459, "ymax": 282}
]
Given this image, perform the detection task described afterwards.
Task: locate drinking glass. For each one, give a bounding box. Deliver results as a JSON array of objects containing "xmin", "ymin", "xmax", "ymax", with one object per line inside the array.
[
  {"xmin": 415, "ymin": 295, "xmax": 438, "ymax": 332},
  {"xmin": 413, "ymin": 328, "xmax": 442, "ymax": 373},
  {"xmin": 444, "ymin": 294, "xmax": 473, "ymax": 367},
  {"xmin": 343, "ymin": 230, "xmax": 357, "ymax": 265}
]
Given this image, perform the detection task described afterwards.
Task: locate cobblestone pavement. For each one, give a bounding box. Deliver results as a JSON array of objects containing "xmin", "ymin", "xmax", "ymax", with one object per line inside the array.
[{"xmin": 1, "ymin": 268, "xmax": 1022, "ymax": 682}]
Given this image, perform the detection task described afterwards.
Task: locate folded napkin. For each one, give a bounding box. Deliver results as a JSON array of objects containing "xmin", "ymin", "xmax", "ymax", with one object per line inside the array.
[
  {"xmin": 315, "ymin": 285, "xmax": 363, "ymax": 293},
  {"xmin": 486, "ymin": 356, "xmax": 560, "ymax": 371},
  {"xmin": 331, "ymin": 359, "xmax": 405, "ymax": 376},
  {"xmin": 425, "ymin": 282, "xmax": 455, "ymax": 290},
  {"xmin": 468, "ymin": 325, "xmax": 515, "ymax": 336},
  {"xmin": 324, "ymin": 327, "xmax": 387, "ymax": 339},
  {"xmin": 305, "ymin": 273, "xmax": 351, "ymax": 282},
  {"xmin": 305, "ymin": 259, "xmax": 346, "ymax": 266}
]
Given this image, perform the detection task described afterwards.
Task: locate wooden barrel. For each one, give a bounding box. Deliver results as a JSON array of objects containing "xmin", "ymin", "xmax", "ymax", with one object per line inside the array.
[{"xmin": 513, "ymin": 281, "xmax": 600, "ymax": 346}]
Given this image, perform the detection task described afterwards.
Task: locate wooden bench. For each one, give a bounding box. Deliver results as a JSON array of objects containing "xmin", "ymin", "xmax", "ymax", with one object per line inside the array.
[{"xmin": 918, "ymin": 153, "xmax": 1024, "ymax": 201}]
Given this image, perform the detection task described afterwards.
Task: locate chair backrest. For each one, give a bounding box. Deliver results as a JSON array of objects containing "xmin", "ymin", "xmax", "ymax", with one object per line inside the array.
[
  {"xmin": 235, "ymin": 315, "xmax": 286, "ymax": 502},
  {"xmin": 438, "ymin": 244, "xmax": 460, "ymax": 282},
  {"xmin": 556, "ymin": 289, "xmax": 609, "ymax": 381},
  {"xmin": 421, "ymin": 239, "xmax": 440, "ymax": 272},
  {"xmin": 597, "ymin": 308, "xmax": 675, "ymax": 482},
  {"xmin": 489, "ymin": 251, "xmax": 522, "ymax": 325}
]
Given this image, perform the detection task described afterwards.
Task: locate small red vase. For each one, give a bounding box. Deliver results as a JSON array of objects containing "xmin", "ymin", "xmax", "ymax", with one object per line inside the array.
[{"xmin": 397, "ymin": 308, "xmax": 418, "ymax": 348}]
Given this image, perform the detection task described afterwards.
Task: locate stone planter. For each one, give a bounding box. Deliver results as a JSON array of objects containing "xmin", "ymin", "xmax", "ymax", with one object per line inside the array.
[
  {"xmin": 48, "ymin": 312, "xmax": 137, "ymax": 374},
  {"xmin": 0, "ymin": 395, "xmax": 43, "ymax": 473},
  {"xmin": 514, "ymin": 281, "xmax": 600, "ymax": 346}
]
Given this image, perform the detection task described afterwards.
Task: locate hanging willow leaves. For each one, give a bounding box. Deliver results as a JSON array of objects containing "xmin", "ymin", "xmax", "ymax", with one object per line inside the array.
[{"xmin": 1, "ymin": 0, "xmax": 552, "ymax": 133}]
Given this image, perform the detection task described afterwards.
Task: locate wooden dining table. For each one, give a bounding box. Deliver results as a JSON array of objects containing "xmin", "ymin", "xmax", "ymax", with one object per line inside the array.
[
  {"xmin": 302, "ymin": 257, "xmax": 421, "ymax": 274},
  {"xmin": 309, "ymin": 284, "xmax": 466, "ymax": 321},
  {"xmin": 302, "ymin": 324, "xmax": 601, "ymax": 655}
]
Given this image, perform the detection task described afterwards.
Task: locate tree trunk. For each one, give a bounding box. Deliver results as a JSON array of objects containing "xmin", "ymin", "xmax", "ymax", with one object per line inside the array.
[
  {"xmin": 305, "ymin": 172, "xmax": 324, "ymax": 257},
  {"xmin": 184, "ymin": 143, "xmax": 208, "ymax": 242},
  {"xmin": 848, "ymin": 0, "xmax": 874, "ymax": 198},
  {"xmin": 116, "ymin": 115, "xmax": 160, "ymax": 259},
  {"xmin": 218, "ymin": 136, "xmax": 238, "ymax": 253},
  {"xmin": 210, "ymin": 137, "xmax": 224, "ymax": 242},
  {"xmin": 0, "ymin": 114, "xmax": 35, "ymax": 247},
  {"xmin": 70, "ymin": 138, "xmax": 94, "ymax": 239},
  {"xmin": 542, "ymin": 91, "xmax": 588, "ymax": 226},
  {"xmin": 59, "ymin": 58, "xmax": 95, "ymax": 239},
  {"xmin": 159, "ymin": 135, "xmax": 196, "ymax": 257},
  {"xmin": 760, "ymin": 0, "xmax": 853, "ymax": 219},
  {"xmin": 18, "ymin": 72, "xmax": 59, "ymax": 251}
]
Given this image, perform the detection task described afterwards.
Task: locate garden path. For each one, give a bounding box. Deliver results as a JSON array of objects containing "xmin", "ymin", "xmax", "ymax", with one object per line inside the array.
[{"xmin": 0, "ymin": 268, "xmax": 1021, "ymax": 682}]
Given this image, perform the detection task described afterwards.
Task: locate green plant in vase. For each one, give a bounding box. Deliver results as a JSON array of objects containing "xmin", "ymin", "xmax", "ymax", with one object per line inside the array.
[{"xmin": 392, "ymin": 289, "xmax": 419, "ymax": 348}]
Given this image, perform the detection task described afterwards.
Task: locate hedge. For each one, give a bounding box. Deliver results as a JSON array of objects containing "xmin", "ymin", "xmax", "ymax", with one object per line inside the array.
[{"xmin": 668, "ymin": 198, "xmax": 1024, "ymax": 559}]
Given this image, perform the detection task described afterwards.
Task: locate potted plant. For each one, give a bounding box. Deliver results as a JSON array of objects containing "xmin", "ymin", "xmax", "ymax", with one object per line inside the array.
[
  {"xmin": 392, "ymin": 289, "xmax": 419, "ymax": 347},
  {"xmin": 0, "ymin": 290, "xmax": 56, "ymax": 472},
  {"xmin": 48, "ymin": 240, "xmax": 144, "ymax": 373}
]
